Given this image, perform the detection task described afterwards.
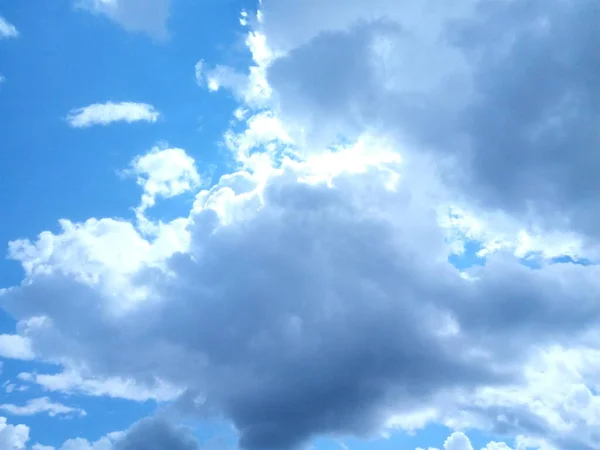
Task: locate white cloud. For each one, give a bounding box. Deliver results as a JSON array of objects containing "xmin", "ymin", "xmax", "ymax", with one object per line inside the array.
[
  {"xmin": 76, "ymin": 0, "xmax": 170, "ymax": 39},
  {"xmin": 20, "ymin": 370, "xmax": 180, "ymax": 402},
  {"xmin": 66, "ymin": 102, "xmax": 160, "ymax": 128},
  {"xmin": 0, "ymin": 17, "xmax": 18, "ymax": 39},
  {"xmin": 0, "ymin": 417, "xmax": 29, "ymax": 450},
  {"xmin": 0, "ymin": 335, "xmax": 34, "ymax": 360},
  {"xmin": 126, "ymin": 146, "xmax": 201, "ymax": 215},
  {"xmin": 416, "ymin": 430, "xmax": 550, "ymax": 450},
  {"xmin": 443, "ymin": 432, "xmax": 474, "ymax": 450},
  {"xmin": 0, "ymin": 398, "xmax": 85, "ymax": 418}
]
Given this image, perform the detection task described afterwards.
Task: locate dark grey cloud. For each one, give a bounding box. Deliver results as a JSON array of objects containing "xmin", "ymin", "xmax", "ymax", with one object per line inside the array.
[
  {"xmin": 265, "ymin": 0, "xmax": 600, "ymax": 240},
  {"xmin": 451, "ymin": 0, "xmax": 600, "ymax": 237},
  {"xmin": 113, "ymin": 417, "xmax": 199, "ymax": 450}
]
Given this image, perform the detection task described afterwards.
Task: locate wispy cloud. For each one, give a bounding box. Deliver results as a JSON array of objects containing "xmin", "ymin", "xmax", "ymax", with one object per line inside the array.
[
  {"xmin": 0, "ymin": 397, "xmax": 86, "ymax": 417},
  {"xmin": 0, "ymin": 17, "xmax": 18, "ymax": 39},
  {"xmin": 66, "ymin": 101, "xmax": 160, "ymax": 128}
]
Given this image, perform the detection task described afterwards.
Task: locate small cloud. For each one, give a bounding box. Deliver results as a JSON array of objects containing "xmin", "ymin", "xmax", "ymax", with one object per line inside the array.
[
  {"xmin": 0, "ymin": 16, "xmax": 18, "ymax": 39},
  {"xmin": 0, "ymin": 397, "xmax": 86, "ymax": 418},
  {"xmin": 16, "ymin": 373, "xmax": 34, "ymax": 382},
  {"xmin": 66, "ymin": 101, "xmax": 160, "ymax": 128},
  {"xmin": 125, "ymin": 146, "xmax": 201, "ymax": 215}
]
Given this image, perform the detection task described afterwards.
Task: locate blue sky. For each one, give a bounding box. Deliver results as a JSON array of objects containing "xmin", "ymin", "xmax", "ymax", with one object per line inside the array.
[{"xmin": 0, "ymin": 1, "xmax": 599, "ymax": 450}]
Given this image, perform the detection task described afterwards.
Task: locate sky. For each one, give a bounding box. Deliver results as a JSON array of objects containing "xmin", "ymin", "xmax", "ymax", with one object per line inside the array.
[{"xmin": 0, "ymin": 1, "xmax": 598, "ymax": 450}]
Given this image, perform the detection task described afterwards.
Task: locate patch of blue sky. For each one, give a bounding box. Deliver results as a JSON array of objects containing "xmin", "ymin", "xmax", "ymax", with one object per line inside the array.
[{"xmin": 448, "ymin": 240, "xmax": 487, "ymax": 270}]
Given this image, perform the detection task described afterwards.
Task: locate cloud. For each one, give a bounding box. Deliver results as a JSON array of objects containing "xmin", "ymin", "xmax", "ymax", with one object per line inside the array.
[
  {"xmin": 125, "ymin": 146, "xmax": 201, "ymax": 215},
  {"xmin": 0, "ymin": 334, "xmax": 35, "ymax": 360},
  {"xmin": 0, "ymin": 397, "xmax": 85, "ymax": 418},
  {"xmin": 416, "ymin": 431, "xmax": 520, "ymax": 450},
  {"xmin": 76, "ymin": 0, "xmax": 170, "ymax": 39},
  {"xmin": 2, "ymin": 1, "xmax": 600, "ymax": 450},
  {"xmin": 3, "ymin": 142, "xmax": 600, "ymax": 449},
  {"xmin": 443, "ymin": 432, "xmax": 474, "ymax": 450},
  {"xmin": 250, "ymin": 0, "xmax": 600, "ymax": 241},
  {"xmin": 0, "ymin": 417, "xmax": 29, "ymax": 450},
  {"xmin": 66, "ymin": 102, "xmax": 160, "ymax": 128},
  {"xmin": 0, "ymin": 16, "xmax": 18, "ymax": 39},
  {"xmin": 19, "ymin": 370, "xmax": 180, "ymax": 402},
  {"xmin": 111, "ymin": 417, "xmax": 199, "ymax": 450},
  {"xmin": 0, "ymin": 416, "xmax": 197, "ymax": 450}
]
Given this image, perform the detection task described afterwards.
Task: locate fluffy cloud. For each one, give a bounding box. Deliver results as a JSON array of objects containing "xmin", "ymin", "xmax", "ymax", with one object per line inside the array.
[
  {"xmin": 416, "ymin": 431, "xmax": 554, "ymax": 450},
  {"xmin": 66, "ymin": 102, "xmax": 160, "ymax": 128},
  {"xmin": 76, "ymin": 0, "xmax": 170, "ymax": 39},
  {"xmin": 0, "ymin": 16, "xmax": 18, "ymax": 39},
  {"xmin": 0, "ymin": 417, "xmax": 29, "ymax": 450},
  {"xmin": 0, "ymin": 397, "xmax": 85, "ymax": 418},
  {"xmin": 125, "ymin": 146, "xmax": 201, "ymax": 215},
  {"xmin": 416, "ymin": 431, "xmax": 516, "ymax": 450}
]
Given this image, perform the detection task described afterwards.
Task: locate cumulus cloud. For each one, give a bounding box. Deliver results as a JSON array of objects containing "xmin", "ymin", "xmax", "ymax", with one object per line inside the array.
[
  {"xmin": 0, "ymin": 417, "xmax": 29, "ymax": 450},
  {"xmin": 76, "ymin": 0, "xmax": 170, "ymax": 39},
  {"xmin": 0, "ymin": 397, "xmax": 85, "ymax": 418},
  {"xmin": 66, "ymin": 102, "xmax": 160, "ymax": 128},
  {"xmin": 416, "ymin": 431, "xmax": 517, "ymax": 450},
  {"xmin": 0, "ymin": 16, "xmax": 18, "ymax": 39}
]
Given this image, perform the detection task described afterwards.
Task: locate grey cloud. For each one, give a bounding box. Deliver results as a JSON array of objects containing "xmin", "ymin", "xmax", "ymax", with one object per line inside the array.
[
  {"xmin": 3, "ymin": 167, "xmax": 600, "ymax": 450},
  {"xmin": 450, "ymin": 0, "xmax": 600, "ymax": 237},
  {"xmin": 264, "ymin": 0, "xmax": 600, "ymax": 240},
  {"xmin": 113, "ymin": 417, "xmax": 199, "ymax": 450}
]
